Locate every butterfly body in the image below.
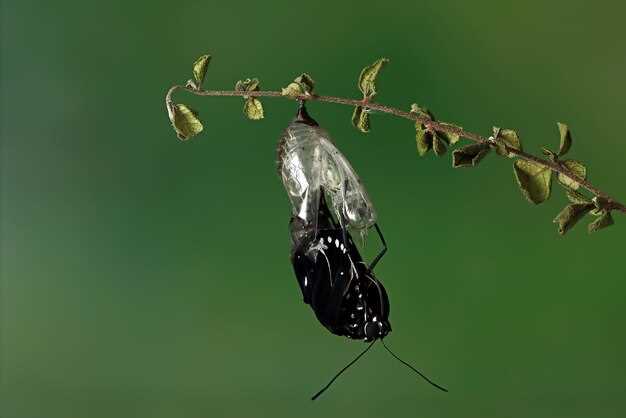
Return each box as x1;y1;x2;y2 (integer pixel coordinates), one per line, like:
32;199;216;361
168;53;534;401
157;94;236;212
289;195;391;342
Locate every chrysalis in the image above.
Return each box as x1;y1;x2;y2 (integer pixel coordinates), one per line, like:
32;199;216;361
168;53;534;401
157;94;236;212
276;102;377;240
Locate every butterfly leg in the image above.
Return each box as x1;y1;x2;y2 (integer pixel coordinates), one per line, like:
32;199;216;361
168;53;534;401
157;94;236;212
368;223;387;271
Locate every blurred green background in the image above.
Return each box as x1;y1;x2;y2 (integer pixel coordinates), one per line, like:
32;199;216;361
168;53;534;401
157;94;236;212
2;1;625;417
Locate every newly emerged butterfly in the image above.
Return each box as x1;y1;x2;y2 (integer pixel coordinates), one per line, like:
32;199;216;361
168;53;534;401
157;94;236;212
277;104;447;400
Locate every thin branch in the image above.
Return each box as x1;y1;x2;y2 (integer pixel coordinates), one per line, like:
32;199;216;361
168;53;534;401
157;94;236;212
165;85;626;214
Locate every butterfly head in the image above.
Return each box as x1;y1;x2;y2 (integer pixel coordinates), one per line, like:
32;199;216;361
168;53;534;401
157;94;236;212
364;317;391;342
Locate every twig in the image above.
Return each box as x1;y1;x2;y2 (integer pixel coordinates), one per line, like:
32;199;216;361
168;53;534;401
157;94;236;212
165;85;626;214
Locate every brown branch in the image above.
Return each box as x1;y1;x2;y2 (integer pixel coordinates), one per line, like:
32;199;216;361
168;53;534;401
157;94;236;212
165;85;626;214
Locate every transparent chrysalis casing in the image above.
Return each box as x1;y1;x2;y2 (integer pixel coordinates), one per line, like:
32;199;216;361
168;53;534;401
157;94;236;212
277;107;377;237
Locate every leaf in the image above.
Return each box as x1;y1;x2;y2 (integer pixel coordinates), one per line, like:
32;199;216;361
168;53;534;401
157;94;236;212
513;160;552;204
281;73;315;98
243;98;264;120
294;73;315;94
557;160;586;190
439;123;462;145
541;147;558;162
281;82;304;98
352;106;370;133
557;122;572;156
553;203;594;235
235;78;260;93
452;143;491;168
410;103;433;120
566;189;589;204
192;54;211;87
588;211;614;233
592;196;610;211
168;103;203;140
415;125;432;156
495;128;522;157
185;79;199;90
432;134;447;156
358;58;389;98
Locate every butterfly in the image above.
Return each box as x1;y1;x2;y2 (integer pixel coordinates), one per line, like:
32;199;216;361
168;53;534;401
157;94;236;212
278;103;448;400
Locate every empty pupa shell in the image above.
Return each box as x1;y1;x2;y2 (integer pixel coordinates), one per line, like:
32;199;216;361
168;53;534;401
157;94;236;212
277;104;377;236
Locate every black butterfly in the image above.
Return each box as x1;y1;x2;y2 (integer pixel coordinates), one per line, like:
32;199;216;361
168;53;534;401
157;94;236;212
289;192;390;341
289;193;447;400
278;102;447;400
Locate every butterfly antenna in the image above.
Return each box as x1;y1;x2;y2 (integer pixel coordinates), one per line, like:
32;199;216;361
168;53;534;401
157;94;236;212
381;339;448;392
311;340;376;401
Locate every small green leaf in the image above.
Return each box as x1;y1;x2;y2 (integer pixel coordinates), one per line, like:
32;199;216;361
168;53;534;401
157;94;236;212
243;98;264;120
439;123;462;145
557;160;586;190
566;189;590;205
553;203;594;235
495;128;522;157
168;103;203;140
358;58;389;98
352;106;370;133
588;211;614;233
235;78;260;93
433;134;447;156
452;143;491;168
513;160;552;204
294;73;315;94
557;122;572;156
192;54;211;87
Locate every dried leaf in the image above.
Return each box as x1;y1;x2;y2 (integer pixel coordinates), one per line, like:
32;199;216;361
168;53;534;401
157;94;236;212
415;125;431;156
553;203;594;235
281;74;315;98
410;103;434;120
495;128;522;157
235;78;260;93
281;82;304;98
566;189;589;205
557;122;572;157
592;196;610;211
439;123;462;145
541;147;558;162
294;73;315;94
588;211;614;233
192;54;211;87
243;98;264;120
557;160;586;190
358;58;389;98
352;106;370;133
433;134;447;156
168;103;203;140
452;143;491;168
513;160;552;204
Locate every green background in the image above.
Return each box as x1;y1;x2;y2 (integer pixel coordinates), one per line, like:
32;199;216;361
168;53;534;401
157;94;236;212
2;1;625;417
